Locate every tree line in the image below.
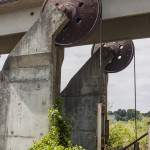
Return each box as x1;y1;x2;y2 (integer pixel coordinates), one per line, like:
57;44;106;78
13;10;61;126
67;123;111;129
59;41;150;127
108;109;150;121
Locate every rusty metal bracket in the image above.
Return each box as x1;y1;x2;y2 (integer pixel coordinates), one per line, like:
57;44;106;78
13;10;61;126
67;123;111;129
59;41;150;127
43;0;101;46
92;41;135;73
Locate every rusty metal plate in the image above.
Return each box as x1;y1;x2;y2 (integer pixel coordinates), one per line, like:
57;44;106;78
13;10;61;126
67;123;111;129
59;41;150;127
43;0;101;46
104;41;134;73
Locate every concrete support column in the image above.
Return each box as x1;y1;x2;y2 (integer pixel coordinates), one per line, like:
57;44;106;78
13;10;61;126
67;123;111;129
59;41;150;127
61;50;108;150
148;123;150;150
0;3;68;150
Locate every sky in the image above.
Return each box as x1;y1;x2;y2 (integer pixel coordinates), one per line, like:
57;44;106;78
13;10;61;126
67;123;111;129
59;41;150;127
0;39;150;112
108;39;150;113
61;39;150;113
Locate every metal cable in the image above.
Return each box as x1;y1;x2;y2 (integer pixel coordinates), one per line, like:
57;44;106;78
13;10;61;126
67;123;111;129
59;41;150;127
133;46;138;140
99;1;105;149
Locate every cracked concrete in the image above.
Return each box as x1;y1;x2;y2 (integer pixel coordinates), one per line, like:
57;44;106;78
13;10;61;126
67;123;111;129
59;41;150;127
61;50;108;150
0;2;68;150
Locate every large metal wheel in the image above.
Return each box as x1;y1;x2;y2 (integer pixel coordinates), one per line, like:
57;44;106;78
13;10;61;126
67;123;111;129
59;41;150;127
43;0;101;46
104;41;134;73
92;41;135;73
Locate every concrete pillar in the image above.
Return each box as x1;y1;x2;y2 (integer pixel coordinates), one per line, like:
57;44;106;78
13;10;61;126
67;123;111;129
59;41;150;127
61;50;108;150
97;103;102;150
148;122;150;150
0;3;68;150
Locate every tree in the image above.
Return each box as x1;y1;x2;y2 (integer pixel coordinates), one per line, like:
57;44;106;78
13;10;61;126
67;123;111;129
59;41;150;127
143;111;150;117
108;111;113;115
113;109;142;121
114;109;127;121
126;109;142;120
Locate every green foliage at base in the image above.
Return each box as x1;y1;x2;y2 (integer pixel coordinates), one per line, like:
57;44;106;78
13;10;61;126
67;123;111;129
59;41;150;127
108;122;135;149
108;117;149;150
29;99;85;150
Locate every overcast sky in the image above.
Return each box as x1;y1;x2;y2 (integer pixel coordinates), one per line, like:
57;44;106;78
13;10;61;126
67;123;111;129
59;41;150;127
108;39;150;112
0;39;150;112
61;38;150;113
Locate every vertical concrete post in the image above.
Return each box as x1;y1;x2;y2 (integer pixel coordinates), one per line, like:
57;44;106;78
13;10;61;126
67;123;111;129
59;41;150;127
148;122;150;150
0;3;68;150
99;47;108;150
97;103;102;150
61;50;108;150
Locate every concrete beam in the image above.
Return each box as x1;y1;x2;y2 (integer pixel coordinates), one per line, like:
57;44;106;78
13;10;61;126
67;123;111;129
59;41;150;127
0;0;43;14
2;12;150;52
0;33;24;54
103;13;150;42
0;6;41;54
0;7;40;36
76;0;150;45
102;0;150;19
80;13;150;45
77;0;150;44
1;0;150;53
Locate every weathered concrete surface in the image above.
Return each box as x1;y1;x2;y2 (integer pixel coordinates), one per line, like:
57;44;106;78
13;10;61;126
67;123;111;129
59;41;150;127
0;2;68;150
2;0;150;53
61;50;108;150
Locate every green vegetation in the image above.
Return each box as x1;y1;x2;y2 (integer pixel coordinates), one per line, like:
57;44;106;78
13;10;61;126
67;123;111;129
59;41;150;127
109;109;142;121
29;98;85;150
108;109;150;150
29;102;149;150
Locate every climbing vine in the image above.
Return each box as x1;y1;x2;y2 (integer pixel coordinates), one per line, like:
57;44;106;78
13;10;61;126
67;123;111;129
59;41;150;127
29;98;85;150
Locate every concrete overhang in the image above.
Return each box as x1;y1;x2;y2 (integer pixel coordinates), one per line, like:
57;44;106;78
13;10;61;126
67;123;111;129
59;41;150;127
0;0;150;53
0;0;43;14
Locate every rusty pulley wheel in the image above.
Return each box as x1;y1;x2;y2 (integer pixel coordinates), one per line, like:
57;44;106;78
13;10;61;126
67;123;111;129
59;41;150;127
43;0;101;46
91;41;135;73
104;41;135;73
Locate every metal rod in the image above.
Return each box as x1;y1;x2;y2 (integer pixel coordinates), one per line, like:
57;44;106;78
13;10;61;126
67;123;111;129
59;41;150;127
133;48;138;140
148;122;150;150
97;103;102;150
121;133;148;150
98;0;105;149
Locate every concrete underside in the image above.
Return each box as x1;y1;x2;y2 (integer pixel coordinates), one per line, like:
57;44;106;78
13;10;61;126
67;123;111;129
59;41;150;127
0;3;68;150
1;0;150;53
0;0;43;14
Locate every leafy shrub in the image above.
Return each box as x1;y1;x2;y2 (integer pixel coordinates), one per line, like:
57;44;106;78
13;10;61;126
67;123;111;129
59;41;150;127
108;122;135;149
108;118;150;150
29;98;85;150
